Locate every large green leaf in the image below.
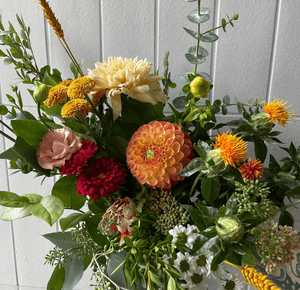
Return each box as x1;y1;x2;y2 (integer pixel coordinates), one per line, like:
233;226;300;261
43;231;82;250
0;147;23;161
47;264;65;290
11;119;48;149
201;176;220;205
285;186;300;199
86;214;107;246
30;195;64;226
181;204;206;231
60;211;92;232
1;193;43;221
0;191;29;207
52;175;86;210
253;136;267;163
61;254;84;290
12;137;51;176
178;157;204;177
193;236;219;255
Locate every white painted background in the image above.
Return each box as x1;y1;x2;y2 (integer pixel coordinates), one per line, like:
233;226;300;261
0;1;299;289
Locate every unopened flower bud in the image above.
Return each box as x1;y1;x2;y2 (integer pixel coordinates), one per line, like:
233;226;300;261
250;112;273;135
232;14;239;20
216;216;244;243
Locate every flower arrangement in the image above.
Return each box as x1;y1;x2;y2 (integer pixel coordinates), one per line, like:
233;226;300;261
0;1;299;290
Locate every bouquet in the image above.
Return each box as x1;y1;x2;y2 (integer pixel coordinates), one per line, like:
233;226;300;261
0;1;299;289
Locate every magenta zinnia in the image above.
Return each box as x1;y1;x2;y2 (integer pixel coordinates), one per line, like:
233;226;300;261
60;141;98;177
76;157;127;201
126;121;194;189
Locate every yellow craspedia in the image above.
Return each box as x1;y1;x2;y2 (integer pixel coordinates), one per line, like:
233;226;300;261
190;76;210;99
61;99;92;118
67;76;96;100
238;265;281;290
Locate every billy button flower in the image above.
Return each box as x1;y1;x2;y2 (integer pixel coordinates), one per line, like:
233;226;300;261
190;76;211;99
43;79;72;107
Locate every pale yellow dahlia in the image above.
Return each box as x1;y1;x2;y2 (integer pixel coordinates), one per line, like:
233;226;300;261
126;121;194;189
88;57;167;120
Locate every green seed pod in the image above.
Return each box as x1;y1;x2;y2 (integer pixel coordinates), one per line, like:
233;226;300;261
216;215;245;243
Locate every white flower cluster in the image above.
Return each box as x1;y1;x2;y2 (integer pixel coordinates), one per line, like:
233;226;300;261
166;224;244;290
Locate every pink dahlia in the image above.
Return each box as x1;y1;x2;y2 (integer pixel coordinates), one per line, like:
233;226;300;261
60;141;98;177
126;121;194;189
76;157;127;201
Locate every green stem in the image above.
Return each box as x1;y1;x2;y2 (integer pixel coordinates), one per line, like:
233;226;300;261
281;200;300;211
0;119;14;133
84;94;102;120
194;0;201;74
189;171;204;200
37;103;51;130
76;113;99;141
0;129;15;142
201;18;236;36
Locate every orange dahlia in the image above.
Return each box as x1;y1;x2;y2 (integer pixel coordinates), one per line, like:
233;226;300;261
239;158;264;181
263;97;295;127
213;132;247;167
126;121;194;189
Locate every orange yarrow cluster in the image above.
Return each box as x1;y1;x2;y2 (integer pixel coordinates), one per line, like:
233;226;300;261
126;121;194;190
213;132;247;167
239;158;264;181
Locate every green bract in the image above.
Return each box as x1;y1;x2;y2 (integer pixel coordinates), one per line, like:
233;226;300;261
216;215;245;243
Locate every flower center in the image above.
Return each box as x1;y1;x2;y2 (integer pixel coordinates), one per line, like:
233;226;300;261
179;259;190;273
224;280;236;290
177;232;188;244
167;257;175;265
191;273;203;284
97;173;107;179
145;149;154;159
196;255;207;267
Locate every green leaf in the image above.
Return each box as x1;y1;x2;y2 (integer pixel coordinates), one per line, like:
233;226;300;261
183;27;199;39
253;136;267;163
43;72;58;86
241;247;256;266
200;32;219;42
47;264;65;290
43;231;82;250
0;191;29;207
4;58;13;65
0;105;8;115
193;236;219;255
210;248;229;270
52;175;86;210
279;210;294;227
191;234;209;255
185;53;206;65
201;176;220;205
195;202;218;222
60;211;92;232
167;276;176;290
178;157;204;177
181;204;206;231
124;236;134;248
226;196;238;215
1;193;43;221
86;214;107;246
188;46;209;57
61;254;84;290
194;140;210;160
223;95;230;105
285;186;300;199
11;119;48;149
187;9;210;23
222;18;227;32
12;137;51;176
30;195;64;226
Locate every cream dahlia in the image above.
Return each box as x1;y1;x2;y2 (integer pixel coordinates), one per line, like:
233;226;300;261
88;57;167;120
126;121;194;189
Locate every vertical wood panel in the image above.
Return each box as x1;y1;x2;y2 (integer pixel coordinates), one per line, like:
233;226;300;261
212;1;277;111
0;1;48;107
101;1;155;62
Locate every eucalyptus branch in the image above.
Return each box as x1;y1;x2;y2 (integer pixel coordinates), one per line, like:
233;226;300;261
194;0;201;74
201;16;238;37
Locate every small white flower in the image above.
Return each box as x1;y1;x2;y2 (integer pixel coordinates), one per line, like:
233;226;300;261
174;252;195;279
162;254;175;266
210;261;226;279
184;272;209;290
192;250;213;275
219;274;244;290
169;224;198;249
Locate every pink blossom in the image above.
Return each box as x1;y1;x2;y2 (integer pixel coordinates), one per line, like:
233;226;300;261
36;127;82;169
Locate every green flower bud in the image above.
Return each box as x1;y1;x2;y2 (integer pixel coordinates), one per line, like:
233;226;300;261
205;148;227;174
216;215;244;243
232;14;239;20
190;77;211;99
33;81;52;103
250;112;273;135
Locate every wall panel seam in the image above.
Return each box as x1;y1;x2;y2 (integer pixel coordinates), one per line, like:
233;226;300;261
99;0;103;62
154;0;159;72
266;0;281;103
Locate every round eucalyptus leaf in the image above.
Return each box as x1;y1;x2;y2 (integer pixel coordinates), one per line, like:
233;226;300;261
200;32;219;42
173;96;186;110
188;9;210;23
188;46;209;57
185;53;206;64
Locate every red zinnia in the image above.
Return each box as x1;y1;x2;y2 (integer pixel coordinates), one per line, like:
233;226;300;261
60;141;98;177
76;157;127;201
238;158;264;181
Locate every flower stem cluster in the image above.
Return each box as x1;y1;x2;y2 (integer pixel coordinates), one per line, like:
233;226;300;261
44;246;72;268
143;189;190;236
253;221;300;274
234;179;278;219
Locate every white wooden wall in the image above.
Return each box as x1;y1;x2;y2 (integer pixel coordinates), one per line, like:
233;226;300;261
0;1;300;289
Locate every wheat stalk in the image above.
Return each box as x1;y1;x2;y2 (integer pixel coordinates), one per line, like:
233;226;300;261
39;0;64;39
